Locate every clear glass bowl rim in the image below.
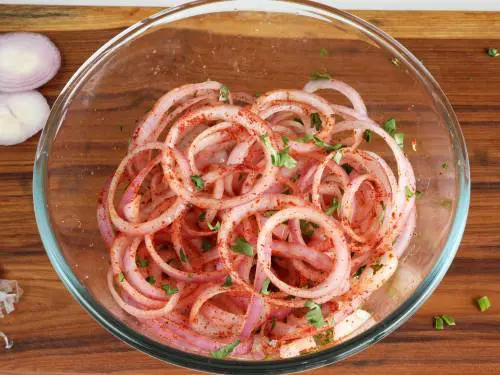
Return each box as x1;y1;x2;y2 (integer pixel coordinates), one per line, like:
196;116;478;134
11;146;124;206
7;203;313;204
32;0;471;373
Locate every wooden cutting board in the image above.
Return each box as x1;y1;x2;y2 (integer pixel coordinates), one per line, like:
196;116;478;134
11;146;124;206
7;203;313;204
0;6;499;375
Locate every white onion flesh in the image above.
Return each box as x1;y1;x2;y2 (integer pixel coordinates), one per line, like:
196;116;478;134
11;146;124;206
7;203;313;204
0;90;50;146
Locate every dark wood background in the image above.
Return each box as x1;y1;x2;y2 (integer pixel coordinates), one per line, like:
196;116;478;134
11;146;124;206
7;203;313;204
0;6;499;374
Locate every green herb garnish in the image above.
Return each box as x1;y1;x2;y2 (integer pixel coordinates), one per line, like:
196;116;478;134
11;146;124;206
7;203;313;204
162;284;179;295
295;133;343;152
384;118;397;136
191;175;205;191
487;48;499;57
379;201;386;223
261;279;271;295
405;186;415;200
207;221;221;231
394;132;404;149
319;48;328;57
231;237;254;256
325;198;340;216
300;220;316;240
441;162;449;170
434;316;444;330
311;113;322;131
223;275;232;287
211;339;240;359
137;257;149;269
341;163;353;174
314;329;334;346
179;248;188;263
441;315;456;326
353;265;366;279
476;296;491;312
310;71;332;80
304;300;325;328
415;190;423;199
271;317;277;330
146;276;156;285
219;84;229;101
363;129;372;142
118;272;125;282
278;148;297;169
371;262;383;274
260;133;297;169
333;150;343;164
198;212;206;222
201;239;212;252
282;135;290;146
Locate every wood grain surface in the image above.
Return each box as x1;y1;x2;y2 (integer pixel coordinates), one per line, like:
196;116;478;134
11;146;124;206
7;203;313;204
0;5;499;375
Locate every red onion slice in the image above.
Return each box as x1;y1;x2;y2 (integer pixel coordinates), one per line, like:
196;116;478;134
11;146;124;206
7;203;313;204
97;79;418;359
0;32;61;92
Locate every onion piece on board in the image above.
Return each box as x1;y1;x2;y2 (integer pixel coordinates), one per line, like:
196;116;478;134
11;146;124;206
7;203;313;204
0;90;50;146
0;32;61;92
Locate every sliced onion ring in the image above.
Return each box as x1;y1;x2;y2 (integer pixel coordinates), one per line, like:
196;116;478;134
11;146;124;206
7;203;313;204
0;32;61;92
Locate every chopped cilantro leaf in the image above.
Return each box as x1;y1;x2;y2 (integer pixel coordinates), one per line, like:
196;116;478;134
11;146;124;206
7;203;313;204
383;118;397;136
341;163;354;174
325;198;340;216
211;339;240;359
310;71;332;80
137;257;149;269
223;275;232;287
300;220;316;240
231;237;254;256
207;221;221;231
434;316;444;330
353;265;366;279
261;133;297;169
371;262;383;274
201;239;212;252
219;84;229;101
363;129;372;142
179;248;188;263
394;132;404;149
405;186;415;200
333;150;343;164
161;284;179;295
191;175;205;191
261;279;271;295
314;329;334;346
487;48;499;57
304;300;325;328
311;112;322;131
476;296;491;312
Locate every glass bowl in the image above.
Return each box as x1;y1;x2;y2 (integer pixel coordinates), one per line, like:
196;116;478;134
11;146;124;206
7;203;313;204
32;0;470;373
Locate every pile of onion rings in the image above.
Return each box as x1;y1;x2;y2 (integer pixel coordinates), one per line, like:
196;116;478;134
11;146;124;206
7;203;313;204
98;79;416;359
